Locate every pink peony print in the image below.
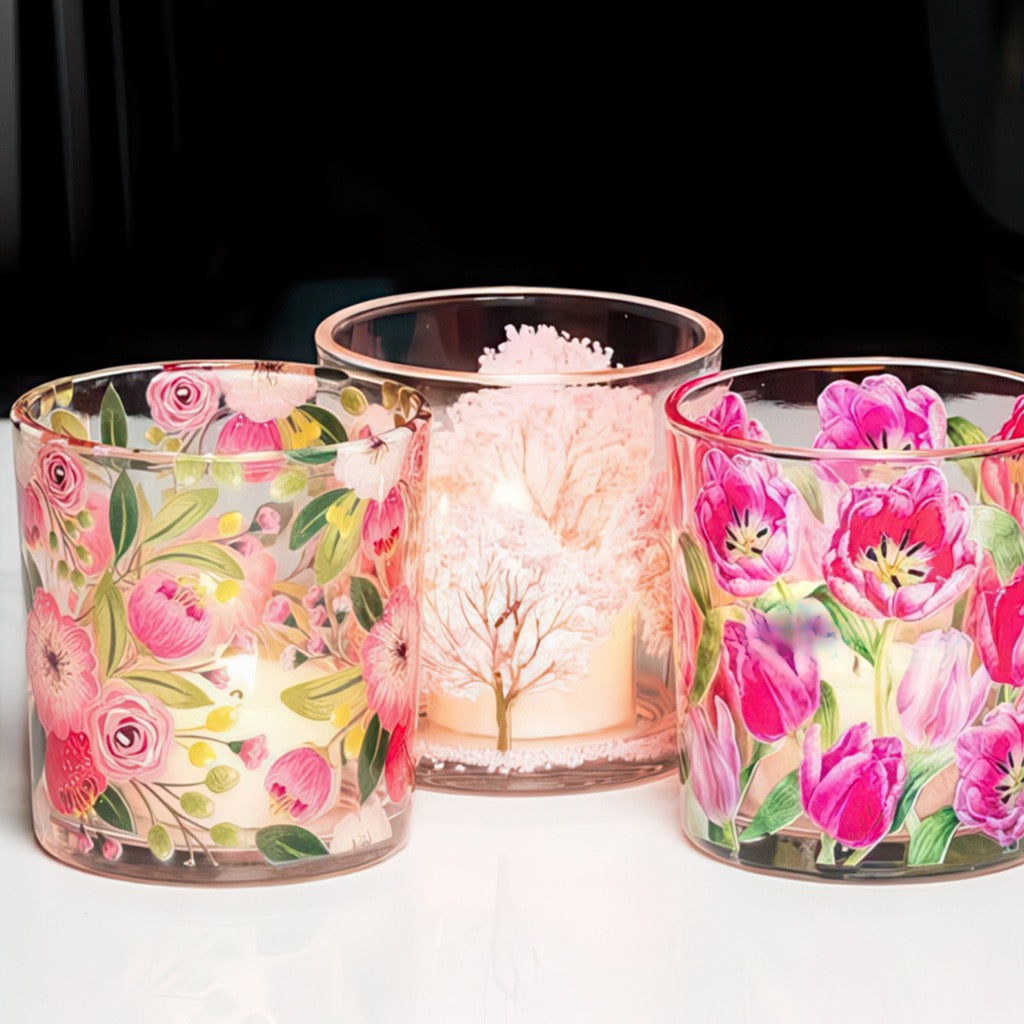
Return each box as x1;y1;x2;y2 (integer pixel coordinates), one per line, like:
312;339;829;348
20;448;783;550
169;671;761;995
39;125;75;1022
696;391;770;442
86;684;175;781
954;703;1024;846
980;396;1024;518
384;718;415;803
681;696;742;827
813;374;946;452
146;369;222;433
216;413;284;483
361;584;416;733
27;589;100;739
265;746;334;822
127;571;211;661
45;730;106;819
723;608;820;743
800;723;907;848
361;486;405;561
219;364;317;421
896;629;992;748
35;445;87;515
968;561;1024;686
239;734;269;769
695;449;800;597
822;464;978;620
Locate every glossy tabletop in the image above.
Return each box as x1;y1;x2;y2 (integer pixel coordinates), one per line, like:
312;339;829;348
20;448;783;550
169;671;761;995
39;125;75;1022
0;420;1019;1024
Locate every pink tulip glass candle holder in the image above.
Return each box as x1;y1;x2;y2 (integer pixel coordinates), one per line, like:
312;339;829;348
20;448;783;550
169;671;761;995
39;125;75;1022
316;287;723;792
12;360;431;883
665;357;1024;880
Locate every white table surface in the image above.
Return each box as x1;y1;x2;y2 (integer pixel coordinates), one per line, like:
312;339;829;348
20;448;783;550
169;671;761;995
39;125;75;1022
1;419;1019;1024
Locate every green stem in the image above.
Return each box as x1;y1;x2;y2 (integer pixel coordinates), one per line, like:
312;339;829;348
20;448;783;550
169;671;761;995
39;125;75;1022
874;619;897;735
817;835;836;865
775;578;797;608
721;819;740;853
843;845;873;867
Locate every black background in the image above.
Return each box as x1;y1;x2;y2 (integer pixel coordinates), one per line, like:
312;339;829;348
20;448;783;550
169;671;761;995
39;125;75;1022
4;4;1024;409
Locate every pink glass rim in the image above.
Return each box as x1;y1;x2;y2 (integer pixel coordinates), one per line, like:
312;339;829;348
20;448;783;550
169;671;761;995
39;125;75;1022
314;285;724;387
665;355;1024;462
10;358;429;465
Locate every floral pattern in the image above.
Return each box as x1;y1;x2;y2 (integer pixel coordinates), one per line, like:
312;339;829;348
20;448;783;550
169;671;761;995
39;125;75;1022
16;361;429;877
670;375;1024;874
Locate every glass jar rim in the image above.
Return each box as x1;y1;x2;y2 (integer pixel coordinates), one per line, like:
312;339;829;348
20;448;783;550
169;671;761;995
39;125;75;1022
314;285;724;387
665;355;1024;461
10;358;429;465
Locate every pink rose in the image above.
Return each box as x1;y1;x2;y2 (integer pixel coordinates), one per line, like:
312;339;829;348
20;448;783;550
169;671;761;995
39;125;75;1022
823;464;978;620
695;449;800;597
146;369;222;433
681;696;742;826
968;561;1024;687
27;590;100;739
723;608;820;743
45;730;106;819
896;629;992;747
361;486;406;561
87;685;174;781
954;703;1024;845
265;747;334;822
239;734;269;770
800;723;907;848
35;445;86;515
127;571;211;661
813;374;946;452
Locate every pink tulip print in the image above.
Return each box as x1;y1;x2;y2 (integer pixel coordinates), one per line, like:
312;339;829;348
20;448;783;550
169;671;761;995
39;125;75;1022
681;696;742;828
695;449;800;597
822;465;977;621
799;723;907;849
980;394;1024;519
968;560;1024;687
695;392;770;443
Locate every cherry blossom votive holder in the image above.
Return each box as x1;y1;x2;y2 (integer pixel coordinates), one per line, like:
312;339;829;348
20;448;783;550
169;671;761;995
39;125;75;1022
665;356;1024;880
316;286;723;792
12;360;430;883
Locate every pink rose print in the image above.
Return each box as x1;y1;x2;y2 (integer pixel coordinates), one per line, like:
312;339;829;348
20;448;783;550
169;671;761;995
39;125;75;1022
35;445;86;515
44;730;106;819
145;369;222;433
127;571;211;660
361;584;416;733
822;464;978;620
361;486;405;561
896;629;992;748
695;449;800;597
722;608;820;743
265;747;334;823
681;696;742;826
239;734;269;770
954;703;1024;846
968;561;1024;686
87;685;174;782
696;391;770;442
800;723;907;848
980;395;1024;519
216;413;284;483
27;589;100;739
813;374;946;452
384;718;415;803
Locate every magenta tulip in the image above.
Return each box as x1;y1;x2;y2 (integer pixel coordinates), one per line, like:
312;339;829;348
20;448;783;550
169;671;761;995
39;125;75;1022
967;560;1024;687
695;392;770;443
723;608;820;742
800;723;907;848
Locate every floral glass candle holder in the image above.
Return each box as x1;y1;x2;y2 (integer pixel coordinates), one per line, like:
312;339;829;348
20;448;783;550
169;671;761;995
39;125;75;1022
316;287;723;792
665;357;1024;880
12;360;430;883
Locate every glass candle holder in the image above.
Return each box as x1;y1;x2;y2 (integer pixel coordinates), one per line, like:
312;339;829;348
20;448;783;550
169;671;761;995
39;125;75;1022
12;360;431;883
666;357;1024;880
316;287;723;792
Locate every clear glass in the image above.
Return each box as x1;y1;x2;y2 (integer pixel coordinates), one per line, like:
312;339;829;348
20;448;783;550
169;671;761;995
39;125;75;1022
12;360;431;883
666;357;1024;880
317;287;723;792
